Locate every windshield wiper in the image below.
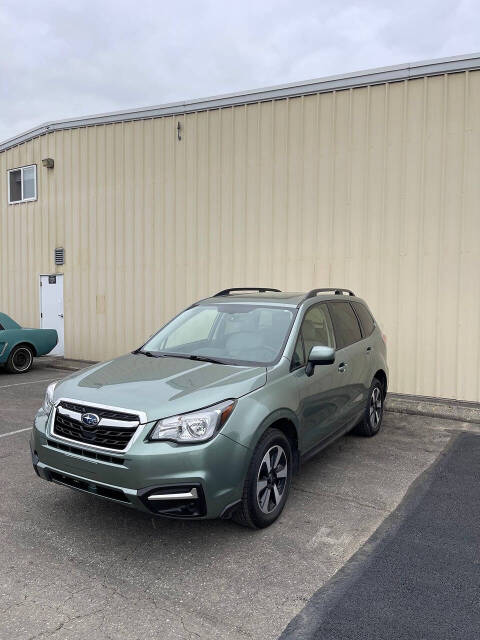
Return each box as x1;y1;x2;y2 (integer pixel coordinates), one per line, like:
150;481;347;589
146;352;228;365
134;350;229;364
187;354;228;365
134;349;160;357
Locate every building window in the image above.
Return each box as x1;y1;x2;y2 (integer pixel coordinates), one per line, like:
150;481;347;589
8;165;37;204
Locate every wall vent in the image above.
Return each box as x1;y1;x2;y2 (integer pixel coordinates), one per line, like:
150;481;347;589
54;247;65;265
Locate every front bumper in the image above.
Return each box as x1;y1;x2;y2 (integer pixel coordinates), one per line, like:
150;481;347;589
31;410;250;519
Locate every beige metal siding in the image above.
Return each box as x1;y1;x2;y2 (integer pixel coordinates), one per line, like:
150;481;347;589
1;71;479;401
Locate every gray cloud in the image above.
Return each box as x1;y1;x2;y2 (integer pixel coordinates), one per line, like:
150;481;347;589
0;0;478;141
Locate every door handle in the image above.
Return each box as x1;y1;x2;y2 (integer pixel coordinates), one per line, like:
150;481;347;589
366;346;372;354
338;362;347;373
58;314;64;318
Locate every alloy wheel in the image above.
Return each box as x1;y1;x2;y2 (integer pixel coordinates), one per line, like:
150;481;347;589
256;445;288;514
369;386;382;429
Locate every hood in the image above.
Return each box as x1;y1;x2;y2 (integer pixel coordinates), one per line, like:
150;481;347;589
54;353;266;422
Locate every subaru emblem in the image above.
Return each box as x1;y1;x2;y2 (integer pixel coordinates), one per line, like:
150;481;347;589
81;412;100;427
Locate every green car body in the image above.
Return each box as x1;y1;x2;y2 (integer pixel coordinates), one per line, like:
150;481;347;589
0;312;58;372
31;289;388;526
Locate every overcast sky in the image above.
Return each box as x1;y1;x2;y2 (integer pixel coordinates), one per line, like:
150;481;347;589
1;0;479;142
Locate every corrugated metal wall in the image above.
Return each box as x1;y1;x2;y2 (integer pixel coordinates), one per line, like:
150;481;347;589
1;71;480;401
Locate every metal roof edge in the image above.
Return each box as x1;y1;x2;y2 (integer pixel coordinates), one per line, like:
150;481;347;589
2;52;480;153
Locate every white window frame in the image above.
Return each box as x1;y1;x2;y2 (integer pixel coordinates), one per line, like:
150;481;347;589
7;164;37;204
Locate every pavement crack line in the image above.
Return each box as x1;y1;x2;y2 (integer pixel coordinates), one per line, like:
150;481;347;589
54;584;95;612
0;593;28;616
292;484;386;513
179;613;202;639
26;608;104;640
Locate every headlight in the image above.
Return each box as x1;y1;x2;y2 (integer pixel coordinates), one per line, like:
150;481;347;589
149;399;236;444
42;381;59;415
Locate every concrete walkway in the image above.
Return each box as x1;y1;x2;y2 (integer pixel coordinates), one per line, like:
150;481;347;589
34;356;97;372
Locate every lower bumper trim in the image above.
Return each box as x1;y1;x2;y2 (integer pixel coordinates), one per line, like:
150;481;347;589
138;484;207;517
148;488;198;501
33;461;208;518
49;470;130;503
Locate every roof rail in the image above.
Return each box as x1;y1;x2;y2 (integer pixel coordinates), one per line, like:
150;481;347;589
214;287;281;297
300;287;355;304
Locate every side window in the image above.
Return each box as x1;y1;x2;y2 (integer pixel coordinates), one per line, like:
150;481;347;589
327;302;362;349
352;302;375;337
291;334;305;369
301;304;335;360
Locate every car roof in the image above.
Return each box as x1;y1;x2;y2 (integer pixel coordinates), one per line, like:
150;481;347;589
0;312;20;329
198;290;362;308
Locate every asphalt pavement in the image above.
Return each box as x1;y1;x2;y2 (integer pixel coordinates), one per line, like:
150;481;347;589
0;362;478;639
280;432;480;639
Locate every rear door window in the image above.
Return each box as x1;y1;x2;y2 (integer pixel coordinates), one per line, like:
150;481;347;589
327;302;362;349
352;302;375;337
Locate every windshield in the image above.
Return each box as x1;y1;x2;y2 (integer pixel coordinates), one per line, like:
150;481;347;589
141;303;295;366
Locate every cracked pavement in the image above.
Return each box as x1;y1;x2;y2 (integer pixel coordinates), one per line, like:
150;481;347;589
0;362;473;639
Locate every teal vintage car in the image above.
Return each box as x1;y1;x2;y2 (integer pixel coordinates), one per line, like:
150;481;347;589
0;312;58;373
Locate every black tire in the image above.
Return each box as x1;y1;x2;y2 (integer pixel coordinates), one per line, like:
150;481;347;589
353;377;384;437
233;428;292;529
6;344;34;374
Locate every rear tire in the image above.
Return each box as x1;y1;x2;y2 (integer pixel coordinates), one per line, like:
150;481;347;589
6;345;34;374
353;378;384;437
233;428;292;529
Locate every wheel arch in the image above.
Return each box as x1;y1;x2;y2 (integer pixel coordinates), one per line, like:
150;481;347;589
373;369;388;397
253;410;300;472
10;341;37;357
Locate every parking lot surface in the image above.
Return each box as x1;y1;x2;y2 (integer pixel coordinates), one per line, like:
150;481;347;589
1;363;477;640
281;431;480;639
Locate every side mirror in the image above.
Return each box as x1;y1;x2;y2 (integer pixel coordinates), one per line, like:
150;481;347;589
305;345;335;377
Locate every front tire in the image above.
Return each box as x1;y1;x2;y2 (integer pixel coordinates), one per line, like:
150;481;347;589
6;345;34;374
353;378;384;437
233;428;292;529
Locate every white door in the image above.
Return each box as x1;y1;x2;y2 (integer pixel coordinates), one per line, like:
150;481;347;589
40;275;64;356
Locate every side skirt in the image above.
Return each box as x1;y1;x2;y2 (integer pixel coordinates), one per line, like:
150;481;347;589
299;418;357;466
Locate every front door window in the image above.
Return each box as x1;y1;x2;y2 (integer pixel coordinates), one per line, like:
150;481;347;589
300;303;335;360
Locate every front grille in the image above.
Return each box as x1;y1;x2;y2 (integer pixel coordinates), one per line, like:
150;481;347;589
60;401;138;422
47;439;125;465
53;401;139;451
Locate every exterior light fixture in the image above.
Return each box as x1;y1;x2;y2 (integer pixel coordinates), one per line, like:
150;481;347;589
42;158;54;169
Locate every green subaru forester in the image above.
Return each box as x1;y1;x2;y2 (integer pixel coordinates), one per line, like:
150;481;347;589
31;288;388;528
